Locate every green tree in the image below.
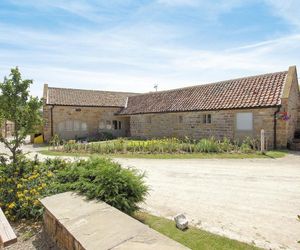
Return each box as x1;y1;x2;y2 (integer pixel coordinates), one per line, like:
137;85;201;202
0;67;42;164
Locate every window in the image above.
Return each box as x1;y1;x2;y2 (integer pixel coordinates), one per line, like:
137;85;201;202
66;120;73;131
73;120;80;131
118;121;122;130
178;115;183;123
99;121;105;129
106;120;112;130
81;122;87;131
236;112;253;131
203;114;212;124
113;120;118;130
58;122;64;132
146;116;151;123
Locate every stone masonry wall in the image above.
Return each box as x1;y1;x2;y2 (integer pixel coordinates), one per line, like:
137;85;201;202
277;66;300;147
130;107;279;149
43;105;128;141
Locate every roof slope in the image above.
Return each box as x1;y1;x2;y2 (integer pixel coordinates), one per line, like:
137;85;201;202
119;71;287;115
46;87;138;107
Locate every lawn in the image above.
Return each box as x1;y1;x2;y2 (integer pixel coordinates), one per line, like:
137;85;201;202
39;149;287;159
134;212;261;250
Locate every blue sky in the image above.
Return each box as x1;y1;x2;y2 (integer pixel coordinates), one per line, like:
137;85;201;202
0;0;300;97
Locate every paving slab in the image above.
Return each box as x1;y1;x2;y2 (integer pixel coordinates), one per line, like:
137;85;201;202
40;192;188;250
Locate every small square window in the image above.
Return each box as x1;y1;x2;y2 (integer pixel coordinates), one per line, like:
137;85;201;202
236;112;253;131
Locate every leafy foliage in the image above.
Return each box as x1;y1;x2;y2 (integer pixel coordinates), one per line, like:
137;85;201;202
53;157;148;214
0;157;148;220
0;67;42;163
0;156;62;220
57;137;259;155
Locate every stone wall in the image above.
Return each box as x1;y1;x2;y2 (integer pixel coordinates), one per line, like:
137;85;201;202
129;107;279;149
278;66;300;147
43;105;128;141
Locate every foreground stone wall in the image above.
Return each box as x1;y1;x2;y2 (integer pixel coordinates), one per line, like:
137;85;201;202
130;108;281;149
41;192;188;250
43;105;129;141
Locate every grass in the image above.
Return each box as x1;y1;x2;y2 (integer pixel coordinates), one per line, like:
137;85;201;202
134;212;262;250
39;149;287;159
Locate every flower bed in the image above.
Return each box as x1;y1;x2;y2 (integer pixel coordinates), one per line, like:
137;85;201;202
54;137;259;155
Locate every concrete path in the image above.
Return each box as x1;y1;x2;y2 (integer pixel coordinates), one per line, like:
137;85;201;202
116;155;300;250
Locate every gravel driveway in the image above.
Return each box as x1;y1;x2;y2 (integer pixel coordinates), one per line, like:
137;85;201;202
1;142;300;249
116;154;300;250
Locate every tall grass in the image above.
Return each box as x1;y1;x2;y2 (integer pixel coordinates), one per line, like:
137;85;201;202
53;137;259;155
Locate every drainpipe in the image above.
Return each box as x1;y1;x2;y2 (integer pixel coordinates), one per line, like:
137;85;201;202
273;106;281;149
50;106;54;138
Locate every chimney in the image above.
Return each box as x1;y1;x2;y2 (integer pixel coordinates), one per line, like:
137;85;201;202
43;84;48;104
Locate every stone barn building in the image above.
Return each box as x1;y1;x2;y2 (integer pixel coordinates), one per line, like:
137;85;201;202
43;66;300;149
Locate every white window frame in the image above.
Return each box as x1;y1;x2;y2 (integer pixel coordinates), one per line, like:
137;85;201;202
236;112;253;131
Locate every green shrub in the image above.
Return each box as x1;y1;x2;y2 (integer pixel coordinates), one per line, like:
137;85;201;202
53;157;148;214
196;138;219;153
0;157;148;220
0;156;66;220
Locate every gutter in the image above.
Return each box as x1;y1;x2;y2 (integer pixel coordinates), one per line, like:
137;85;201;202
273;106;281;149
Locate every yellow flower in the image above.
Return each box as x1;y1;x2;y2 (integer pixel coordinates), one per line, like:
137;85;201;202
8;202;16;209
33;200;40;206
17;192;24;198
17;183;23;189
47;172;53;177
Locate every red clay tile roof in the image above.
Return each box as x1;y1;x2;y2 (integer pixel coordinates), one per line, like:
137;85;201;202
46;87;138;107
118;71;287;115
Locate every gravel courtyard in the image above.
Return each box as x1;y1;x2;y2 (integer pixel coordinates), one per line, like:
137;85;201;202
1;141;300;249
116;154;300;250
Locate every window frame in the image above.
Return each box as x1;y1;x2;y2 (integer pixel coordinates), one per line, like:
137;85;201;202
203;114;212;124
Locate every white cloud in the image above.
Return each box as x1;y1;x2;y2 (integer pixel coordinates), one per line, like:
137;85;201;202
265;0;300;27
1;0;300;97
1;21;299;98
